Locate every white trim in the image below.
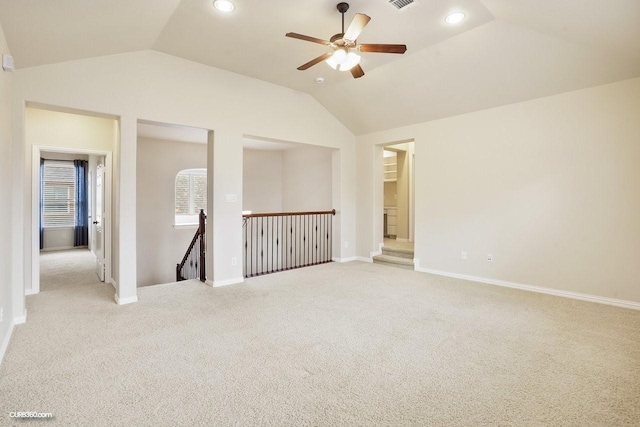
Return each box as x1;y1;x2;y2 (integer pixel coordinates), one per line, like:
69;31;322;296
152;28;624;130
114;294;138;305
172;224;198;230
40;246;75;252
110;278;117;290
332;256;357;263
370;242;383;259
25;288;38;296
32;145;113;295
206;277;244;287
414;264;640;311
14;311;27;324
396;238;410;243
356;256;373;263
0;322;15;366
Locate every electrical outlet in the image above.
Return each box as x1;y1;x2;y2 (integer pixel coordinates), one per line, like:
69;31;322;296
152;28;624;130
231;257;237;266
461;251;467;260
487;254;493;262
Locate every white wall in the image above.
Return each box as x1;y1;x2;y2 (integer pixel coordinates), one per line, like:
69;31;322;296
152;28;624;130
384;182;397;207
243;145;334;214
13;50;356;301
243;149;282;213
282;146;333;212
137;137;207;287
0;22;15;361
357;77;640;304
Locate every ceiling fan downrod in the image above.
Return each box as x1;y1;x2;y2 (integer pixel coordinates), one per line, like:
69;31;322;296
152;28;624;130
337;2;349;34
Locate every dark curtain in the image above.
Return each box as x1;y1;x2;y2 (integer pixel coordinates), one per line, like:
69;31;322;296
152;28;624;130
74;160;89;247
39;158;44;250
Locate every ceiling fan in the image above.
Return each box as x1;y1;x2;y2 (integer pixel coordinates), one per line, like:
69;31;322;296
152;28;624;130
286;2;407;79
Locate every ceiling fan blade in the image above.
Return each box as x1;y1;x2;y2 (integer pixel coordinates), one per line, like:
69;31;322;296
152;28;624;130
343;13;371;42
359;44;407;54
286;32;330;46
297;52;333;71
350;64;365;79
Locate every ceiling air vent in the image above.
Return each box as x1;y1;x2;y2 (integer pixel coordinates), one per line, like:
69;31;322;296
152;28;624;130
388;0;416;11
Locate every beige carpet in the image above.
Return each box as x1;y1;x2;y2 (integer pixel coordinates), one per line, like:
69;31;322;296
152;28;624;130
1;253;640;426
383;237;414;252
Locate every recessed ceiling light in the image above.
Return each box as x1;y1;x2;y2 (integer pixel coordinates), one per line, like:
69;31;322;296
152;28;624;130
445;12;465;24
213;0;235;13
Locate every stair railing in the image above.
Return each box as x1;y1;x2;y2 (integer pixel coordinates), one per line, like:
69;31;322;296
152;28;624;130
243;209;336;278
176;209;206;282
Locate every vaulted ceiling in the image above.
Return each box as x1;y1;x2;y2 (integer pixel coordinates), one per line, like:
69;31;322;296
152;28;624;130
1;0;639;135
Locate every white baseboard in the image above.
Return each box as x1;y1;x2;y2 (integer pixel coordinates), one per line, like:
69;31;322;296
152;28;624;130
415;264;640;311
41;246;75;252
114;294;138;305
0;321;15;366
332;256;357;263
206;277;244;287
109;278;117;290
356;256;373;263
14;310;27;325
25;288;38;296
396;238;410;243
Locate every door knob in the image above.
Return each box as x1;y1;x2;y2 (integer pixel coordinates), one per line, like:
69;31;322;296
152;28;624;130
93;221;99;224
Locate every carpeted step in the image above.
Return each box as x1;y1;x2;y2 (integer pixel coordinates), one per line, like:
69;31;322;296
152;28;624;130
372;254;414;270
381;246;414;259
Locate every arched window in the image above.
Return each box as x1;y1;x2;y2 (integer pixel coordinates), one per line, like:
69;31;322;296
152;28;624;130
175;169;207;225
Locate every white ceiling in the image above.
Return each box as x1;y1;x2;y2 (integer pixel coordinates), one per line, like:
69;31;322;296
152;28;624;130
2;0;639;135
138;121;301;150
138;122;209;144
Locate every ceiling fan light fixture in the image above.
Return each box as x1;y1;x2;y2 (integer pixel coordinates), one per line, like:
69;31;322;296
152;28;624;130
340;52;361;71
445;12;465;24
333;48;348;65
326;48;347;70
326;50;360;71
326;56;338;70
213;0;235;13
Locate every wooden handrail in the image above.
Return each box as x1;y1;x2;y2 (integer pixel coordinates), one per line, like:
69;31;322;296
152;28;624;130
176;209;207;282
242;208;335;278
178;228;200;269
243;209;336;218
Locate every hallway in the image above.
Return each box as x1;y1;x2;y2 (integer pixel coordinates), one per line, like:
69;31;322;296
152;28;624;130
39;249;110;296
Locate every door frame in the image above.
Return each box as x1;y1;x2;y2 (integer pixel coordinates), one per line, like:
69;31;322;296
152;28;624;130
31;145;113;294
374;139;415;250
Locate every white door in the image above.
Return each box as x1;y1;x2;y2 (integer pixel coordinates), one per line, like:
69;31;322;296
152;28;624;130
94;162;105;281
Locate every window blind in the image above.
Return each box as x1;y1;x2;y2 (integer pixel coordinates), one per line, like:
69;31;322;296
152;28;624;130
43;160;76;228
175;169;207;216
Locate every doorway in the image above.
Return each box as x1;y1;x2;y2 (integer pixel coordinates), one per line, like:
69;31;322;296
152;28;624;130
382;142;414;245
33;147;112;294
28;105;116;295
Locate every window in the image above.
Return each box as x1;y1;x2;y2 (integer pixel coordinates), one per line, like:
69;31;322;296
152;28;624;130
175;169;207;225
43;160;76;228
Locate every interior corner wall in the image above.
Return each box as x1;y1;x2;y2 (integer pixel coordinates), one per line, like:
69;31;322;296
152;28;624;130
0;22;15;359
242;149;283;213
136;137;207;287
357;77;640;304
23;108;116;291
282;145;333;212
